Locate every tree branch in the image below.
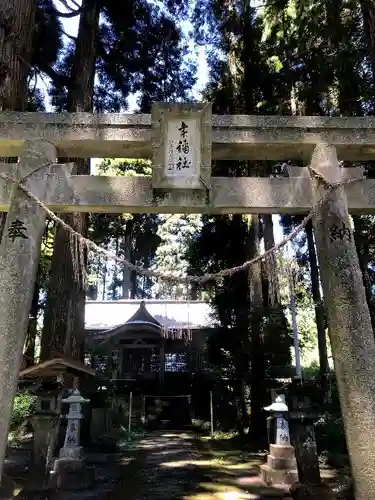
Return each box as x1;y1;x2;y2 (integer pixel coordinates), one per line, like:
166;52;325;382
61;29;76;41
37;62;70;88
54;8;82;18
59;0;81;10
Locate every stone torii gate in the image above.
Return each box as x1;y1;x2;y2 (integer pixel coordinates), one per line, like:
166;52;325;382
0;103;375;498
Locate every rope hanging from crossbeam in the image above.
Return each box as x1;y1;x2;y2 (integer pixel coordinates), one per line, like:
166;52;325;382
0;166;363;285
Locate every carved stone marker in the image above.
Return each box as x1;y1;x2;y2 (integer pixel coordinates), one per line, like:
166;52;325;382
50;389;94;490
261;395;298;487
60;389;89;460
151;103;212;190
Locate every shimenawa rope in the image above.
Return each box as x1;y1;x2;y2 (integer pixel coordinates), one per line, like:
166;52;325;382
0;164;363;285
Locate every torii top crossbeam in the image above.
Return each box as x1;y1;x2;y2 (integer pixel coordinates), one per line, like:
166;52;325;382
0;108;375;214
0;112;375;161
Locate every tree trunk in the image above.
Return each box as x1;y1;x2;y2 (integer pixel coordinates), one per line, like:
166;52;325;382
227;215;252;437
361;0;375;107
305;220;329;380
141;255;149;299
102;253;107;299
131;270;137;299
352;215;375;332
112;236;119;300
190;283;198;301
262;214;280;306
122;222;132;299
40;0;99;362
0;0;38;239
0;0;36;111
233;376;249;438
248;214;267;449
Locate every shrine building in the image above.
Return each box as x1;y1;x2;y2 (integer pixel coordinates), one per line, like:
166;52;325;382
84;299;216;394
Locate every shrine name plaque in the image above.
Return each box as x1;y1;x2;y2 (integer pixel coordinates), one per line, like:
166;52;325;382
152;103;212;190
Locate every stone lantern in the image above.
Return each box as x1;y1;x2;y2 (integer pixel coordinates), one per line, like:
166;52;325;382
260;394;298;488
27;380;62;470
264;394;291;446
18;356;97;487
50;389;94;490
59;389;90;460
33;382;61;414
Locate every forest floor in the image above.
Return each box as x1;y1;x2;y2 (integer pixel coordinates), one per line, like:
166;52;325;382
1;430;350;500
109;430;286;500
108;430;351;500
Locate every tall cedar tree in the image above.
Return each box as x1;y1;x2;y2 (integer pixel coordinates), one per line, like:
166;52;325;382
41;0;100;361
1;0;62;366
0;0;37;238
0;0;37;111
41;0;195;360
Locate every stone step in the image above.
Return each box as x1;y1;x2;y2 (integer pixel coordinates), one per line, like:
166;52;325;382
260;464;298;487
270;444;296;459
267;455;297;470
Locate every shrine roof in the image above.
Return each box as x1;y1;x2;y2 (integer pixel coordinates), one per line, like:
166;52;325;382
85;299;213;332
125;301;163;328
19;357;96;379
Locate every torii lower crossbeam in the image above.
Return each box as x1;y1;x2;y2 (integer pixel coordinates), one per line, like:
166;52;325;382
0;165;373;214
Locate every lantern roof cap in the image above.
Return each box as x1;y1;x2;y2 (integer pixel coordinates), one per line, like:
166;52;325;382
62;389;90;404
264;395;288;412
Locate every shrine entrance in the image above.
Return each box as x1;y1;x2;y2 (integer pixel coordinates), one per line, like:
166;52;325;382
142;395;193;429
97;301;164;387
86;300;212;427
0;105;375;498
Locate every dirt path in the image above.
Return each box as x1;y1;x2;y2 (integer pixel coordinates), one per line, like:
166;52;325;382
110;431;286;500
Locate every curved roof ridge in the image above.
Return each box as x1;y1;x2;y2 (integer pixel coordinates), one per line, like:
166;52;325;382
125;300;162;328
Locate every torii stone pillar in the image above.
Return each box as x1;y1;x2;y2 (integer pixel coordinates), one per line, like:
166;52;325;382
0;141;70;481
310;143;375;500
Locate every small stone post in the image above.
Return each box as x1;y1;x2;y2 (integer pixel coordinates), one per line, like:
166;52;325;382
30;415;59;478
50;389;94;490
260;395;298;487
310;143;375;500
0;141;66;481
287;383;321;487
60;389;89;460
29;383;61;473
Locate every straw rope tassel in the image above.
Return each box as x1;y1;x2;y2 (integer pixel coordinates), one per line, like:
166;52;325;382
0;164;362;285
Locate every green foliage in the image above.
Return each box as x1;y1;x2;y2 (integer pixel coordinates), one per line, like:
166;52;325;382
24;0;64;111
32;0;63;77
302;368;347;458
262;304;293;375
11;394;37;431
315;414;347;458
97;158;152;176
118;424;146;448
50;0;196;112
301;361;320;380
154;214;203;298
292;295;320;355
88;159;160;299
188;213;292;440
